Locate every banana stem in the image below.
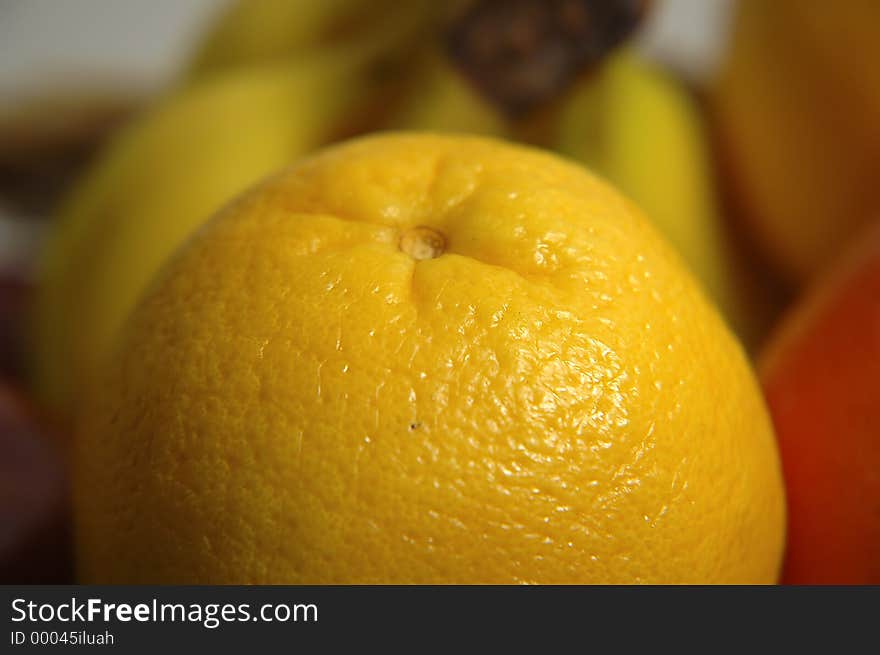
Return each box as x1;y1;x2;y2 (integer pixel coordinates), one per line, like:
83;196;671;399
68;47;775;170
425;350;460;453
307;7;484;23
446;0;652;116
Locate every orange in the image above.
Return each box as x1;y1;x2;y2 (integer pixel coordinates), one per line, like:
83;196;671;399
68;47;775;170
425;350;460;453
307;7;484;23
74;134;785;583
760;222;880;584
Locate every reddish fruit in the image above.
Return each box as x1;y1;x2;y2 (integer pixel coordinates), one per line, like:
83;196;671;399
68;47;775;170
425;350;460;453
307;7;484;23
760;222;880;584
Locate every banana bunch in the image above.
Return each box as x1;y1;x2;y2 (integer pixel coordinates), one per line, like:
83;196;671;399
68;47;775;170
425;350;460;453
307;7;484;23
187;0;426;77
33;0;763;421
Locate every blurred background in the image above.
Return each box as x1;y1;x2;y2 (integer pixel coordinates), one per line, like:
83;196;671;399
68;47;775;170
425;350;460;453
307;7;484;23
1;0;877;584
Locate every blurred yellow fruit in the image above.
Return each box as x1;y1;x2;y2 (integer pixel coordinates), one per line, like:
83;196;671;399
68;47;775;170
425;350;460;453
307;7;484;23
387;51;510;137
32;26;417;420
713;0;880;284
75;134;785;584
187;0;433;78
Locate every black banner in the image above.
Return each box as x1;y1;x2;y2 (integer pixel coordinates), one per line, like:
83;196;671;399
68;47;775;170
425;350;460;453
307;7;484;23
2;585;877;651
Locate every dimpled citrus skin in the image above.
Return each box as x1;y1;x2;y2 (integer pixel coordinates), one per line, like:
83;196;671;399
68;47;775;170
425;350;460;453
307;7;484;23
74;134;785;584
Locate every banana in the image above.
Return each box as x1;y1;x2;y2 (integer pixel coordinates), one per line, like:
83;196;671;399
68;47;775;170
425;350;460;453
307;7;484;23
555;49;768;345
32;23;420;420
197;0;508;141
187;0;433;78
385;50;511;137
